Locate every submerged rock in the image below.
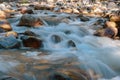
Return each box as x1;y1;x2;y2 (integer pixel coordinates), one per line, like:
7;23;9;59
18;14;43;27
0;36;20;49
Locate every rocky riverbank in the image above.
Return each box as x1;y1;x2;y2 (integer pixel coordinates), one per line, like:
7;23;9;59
0;0;120;80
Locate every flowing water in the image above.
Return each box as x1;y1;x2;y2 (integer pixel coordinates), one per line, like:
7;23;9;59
1;10;120;80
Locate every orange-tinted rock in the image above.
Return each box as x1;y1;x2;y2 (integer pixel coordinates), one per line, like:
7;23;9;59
0;19;12;31
0;10;7;19
105;21;116;28
5;31;18;37
110;15;120;22
18;14;43;27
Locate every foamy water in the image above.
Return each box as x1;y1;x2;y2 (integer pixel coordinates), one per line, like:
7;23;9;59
3;10;120;80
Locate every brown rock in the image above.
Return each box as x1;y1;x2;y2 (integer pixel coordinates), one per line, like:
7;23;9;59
22;36;42;49
110;15;120;22
0;19;12;31
18;14;43;27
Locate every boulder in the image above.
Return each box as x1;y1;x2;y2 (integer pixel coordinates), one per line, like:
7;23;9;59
0;36;20;49
0;19;12;31
18;14;43;27
21;36;42;49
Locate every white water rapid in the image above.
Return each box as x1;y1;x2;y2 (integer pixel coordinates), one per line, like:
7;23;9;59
6;11;120;80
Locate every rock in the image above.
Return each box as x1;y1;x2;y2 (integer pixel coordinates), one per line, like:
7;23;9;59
72;8;79;14
21;36;42;49
104;27;118;38
19;7;34;14
5;31;18;37
67;40;76;48
0;36;20;49
78;15;89;22
0;10;7;19
51;35;62;43
94;21;118;38
94;29;105;37
18;14;43;27
105;21;116;28
110;15;120;27
34;5;54;10
62;8;73;13
0;19;12;31
23;30;37;36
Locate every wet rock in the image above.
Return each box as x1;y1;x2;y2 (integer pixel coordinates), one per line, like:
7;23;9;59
104;27;118;38
67;40;76;48
34;5;54;10
80;16;89;22
110;15;120;27
94;29;105;37
19;7;34;14
21;36;42;49
105;21;118;38
51;35;62;43
0;19;12;31
18;14;43;27
94;22;118;38
5;31;18;37
0;36;20;49
77;15;89;22
23;30;37;36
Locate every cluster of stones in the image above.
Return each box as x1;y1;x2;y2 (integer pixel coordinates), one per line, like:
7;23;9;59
0;0;119;49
